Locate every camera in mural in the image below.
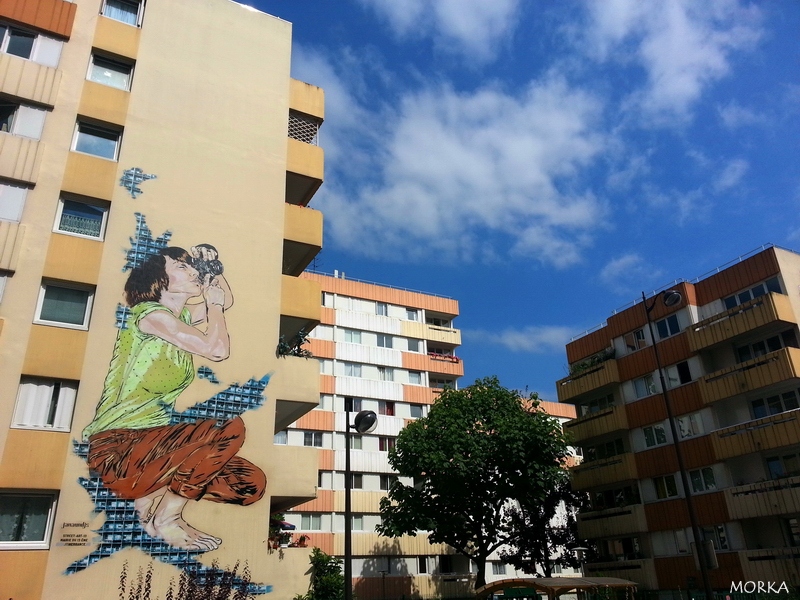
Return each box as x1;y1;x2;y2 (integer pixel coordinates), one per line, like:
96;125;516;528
191;243;225;280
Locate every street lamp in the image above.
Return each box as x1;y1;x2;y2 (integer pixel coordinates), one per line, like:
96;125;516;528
345;409;378;600
642;290;715;600
572;546;588;577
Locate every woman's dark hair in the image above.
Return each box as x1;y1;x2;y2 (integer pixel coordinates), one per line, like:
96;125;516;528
124;247;192;306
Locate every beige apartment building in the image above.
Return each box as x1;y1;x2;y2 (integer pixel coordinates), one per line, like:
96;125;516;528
0;1;325;598
558;245;800;591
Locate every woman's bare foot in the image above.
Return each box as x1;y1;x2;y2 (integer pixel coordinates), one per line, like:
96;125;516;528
144;490;222;551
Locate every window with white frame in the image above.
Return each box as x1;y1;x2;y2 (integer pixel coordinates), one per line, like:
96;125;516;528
0;182;28;223
427;316;451;327
579;393;614;417
656;314;680;340
736;330;799;363
0;492;57;548
430;377;454;389
351;514;364;531
343;362;361;377
653;474;678;499
379;401;395;416
418;556;428;574
406;308;418;321
377;334;393;349
767;453;800;479
0;100;46;139
350;473;363;489
376;302;388;316
677;413;703;439
634;374;657;399
72;120;123;160
724;277;782;309
349;435;362;450
344;397;362;412
0;23;62;67
88;54;134;91
273;430;288;445
12;377;78;431
752;390;800;419
690;467;716;492
407;338;421;352
379;437;395;452
674;529;689;553
491;562;506;575
380;474;397;491
303;431;322;447
624;328;647;352
378;366;394;382
666;361;692;388
409;404;424;418
300;514;321;530
35;282;94;329
643;423;667;448
319;358;333;375
101;0;144;26
343;329;361;344
408;371;422;385
321;292;334;307
54;196;109;240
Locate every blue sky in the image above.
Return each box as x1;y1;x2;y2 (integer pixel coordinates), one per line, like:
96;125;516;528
256;0;799;401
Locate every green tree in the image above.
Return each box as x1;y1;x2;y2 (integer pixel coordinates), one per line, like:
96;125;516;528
376;377;572;589
294;548;344;600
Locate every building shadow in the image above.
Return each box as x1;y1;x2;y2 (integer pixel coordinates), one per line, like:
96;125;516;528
353;538;420;600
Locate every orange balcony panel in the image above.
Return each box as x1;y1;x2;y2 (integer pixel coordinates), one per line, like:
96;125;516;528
318;449;335;470
302;532;334;554
403;385;443;405
294;410;334;431
307;338;334;359
699;347;800;405
0;0;76;38
293;489;334;512
402;352;464;377
563;404;628;445
712;408;800;460
644;491;728;531
655;553;743;591
725;476;800;520
320;374;335;394
688;292;796;352
556;360;620;403
286;138;323;206
289;79;324;121
320;306;335;324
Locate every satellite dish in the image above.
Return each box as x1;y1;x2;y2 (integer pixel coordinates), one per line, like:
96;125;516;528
353;410;378;434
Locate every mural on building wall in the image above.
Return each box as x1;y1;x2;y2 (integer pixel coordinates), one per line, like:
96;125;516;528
70;213;272;595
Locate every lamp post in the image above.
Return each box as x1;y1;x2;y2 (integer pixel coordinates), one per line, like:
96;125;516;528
642;290;715;600
572;546;588;577
345;409;378;600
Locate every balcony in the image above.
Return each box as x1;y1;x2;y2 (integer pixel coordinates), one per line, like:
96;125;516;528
571;452;637;491
739;548;800;586
272;356;320;431
712;409;800;461
402;320;462;346
563;404;628;444
688;293;796;352
0;53;61;107
699;347;800;406
0;133;43;184
286;138;323;206
577;504;647;540
265;444;318;513
282;204;322;276
725;475;800;520
585;558;657;589
279;275;321;341
557;360;620;403
402;351;464;378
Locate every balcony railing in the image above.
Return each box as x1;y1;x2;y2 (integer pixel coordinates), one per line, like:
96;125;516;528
557;360;620;403
564;404;628;444
577;503;647;539
571;452;637;491
712;408;800;460
739;548;800;584
288;110;320;145
688;292;795;352
699;347;800;405
725;475;800;520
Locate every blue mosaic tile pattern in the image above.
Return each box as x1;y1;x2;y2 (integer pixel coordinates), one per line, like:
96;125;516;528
197;366;221;384
124;213;172;272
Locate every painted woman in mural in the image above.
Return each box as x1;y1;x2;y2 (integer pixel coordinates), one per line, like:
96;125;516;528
82;245;265;551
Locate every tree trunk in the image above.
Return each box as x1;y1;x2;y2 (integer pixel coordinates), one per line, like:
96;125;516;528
474;556;487;590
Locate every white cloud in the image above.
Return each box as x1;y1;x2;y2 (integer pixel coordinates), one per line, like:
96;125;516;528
713;158;749;192
599;253;663;293
356;0;521;62
584;0;763;124
717;101;766;129
645;186;707;225
465;326;574;353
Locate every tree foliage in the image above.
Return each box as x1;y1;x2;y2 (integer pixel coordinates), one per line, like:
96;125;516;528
294;548;344;600
376;377;574;589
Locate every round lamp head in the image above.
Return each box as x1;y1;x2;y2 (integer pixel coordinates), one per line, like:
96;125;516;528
662;290;682;307
353;410;378;434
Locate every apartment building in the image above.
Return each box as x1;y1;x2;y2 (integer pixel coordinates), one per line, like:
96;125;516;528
557;245;800;591
280;272;472;599
0;1;324;598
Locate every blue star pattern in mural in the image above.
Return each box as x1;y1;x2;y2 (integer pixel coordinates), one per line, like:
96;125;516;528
120;167;158;199
197;366;221;384
124;213;172;272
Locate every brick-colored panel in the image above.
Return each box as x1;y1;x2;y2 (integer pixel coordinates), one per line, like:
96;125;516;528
320;374;335;394
644;491;728;531
294;410;334;431
618;333;694;383
292;489;334;512
402;352;464;377
0;0;76;38
636;436;716;479
403;385;442;405
625;382;703;429
669;382;704;416
538;400;576;419
320;306;335;324
301;532;334;554
307;338;334;359
695;248;780;306
318;449;335;470
566;326;611;364
654;552;742;590
607;282;696;339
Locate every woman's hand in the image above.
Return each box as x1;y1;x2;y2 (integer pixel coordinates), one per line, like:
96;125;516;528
203;275;226;307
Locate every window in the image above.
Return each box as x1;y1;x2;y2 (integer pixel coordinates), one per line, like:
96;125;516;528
724;277;782;309
35;283;94;329
675;529;689;553
786;518;800;546
690;467;716;492
12;377;78;431
431;378;453;389
634;374;657;398
492;562;507;575
301;514;321;530
0;101;46;139
343;362;361;377
273;430;287;445
0;24;35;59
380;474;397;491
379;437;396;452
406;308;418;321
377;334;393;348
55;196;109;240
378;366;394;382
624;328;647;352
702;525;729;551
552;564;562;574
591;485;641;510
0;182;28;223
427;316;451;327
349;435;362;450
321;292;334;307
379;401;395;416
376;302;387;316
736;330;799;363
73;121;122;160
666;361;692;388
0;271;7;304
579;393;614;417
439;555;453;574
408;371;422;385
418;556;428;574
654;475;678;499
584;438;624;462
656;314;680;339
677;413;703;439
350;474;363;489
88;54;134;91
767;453;800;479
351;515;363;531
344;397;362;412
101;0;144;26
409;404;424;418
343;329;361;344
643;424;667;448
0;493;57;548
407;338;421;352
752;390;800;419
303;431;323;447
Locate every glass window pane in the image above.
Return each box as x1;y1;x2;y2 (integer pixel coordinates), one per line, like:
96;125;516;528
690;471;703;493
655;425;667;444
702;468;716;490
644;428;655;447
766;277;782;294
103;0;140;25
738;291;752;305
59;200;105;237
0;100;15;132
724;296;738;310
750;283;766;298
767;457;785;479
89;56;132;90
766;336;782;352
6;28;35;59
0;495;50;541
752;399;767;419
752;341;767;357
783;392;799;411
75;124;119;159
40;286;89;325
665;476;677;497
